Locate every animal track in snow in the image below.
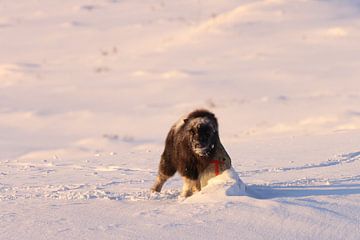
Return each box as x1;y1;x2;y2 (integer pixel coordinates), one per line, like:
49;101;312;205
0;183;180;202
0;176;176;202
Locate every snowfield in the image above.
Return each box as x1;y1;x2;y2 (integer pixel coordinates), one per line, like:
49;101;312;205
1;0;360;239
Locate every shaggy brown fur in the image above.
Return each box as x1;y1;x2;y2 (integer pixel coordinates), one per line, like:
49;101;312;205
151;109;220;197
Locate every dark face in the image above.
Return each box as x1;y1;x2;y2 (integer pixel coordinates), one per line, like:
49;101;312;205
190;122;217;157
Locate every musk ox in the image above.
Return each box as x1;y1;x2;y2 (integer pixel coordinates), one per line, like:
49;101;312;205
151;109;232;197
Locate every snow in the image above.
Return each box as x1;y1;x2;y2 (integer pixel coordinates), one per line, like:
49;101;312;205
1;0;360;239
184;168;246;203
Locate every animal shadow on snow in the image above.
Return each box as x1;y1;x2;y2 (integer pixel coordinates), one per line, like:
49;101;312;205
246;151;360;199
246;183;360;199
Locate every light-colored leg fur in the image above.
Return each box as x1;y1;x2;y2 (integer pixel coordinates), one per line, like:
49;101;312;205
151;173;170;192
181;178;201;197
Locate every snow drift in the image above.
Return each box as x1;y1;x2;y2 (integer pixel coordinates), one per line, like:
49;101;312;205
185;168;246;203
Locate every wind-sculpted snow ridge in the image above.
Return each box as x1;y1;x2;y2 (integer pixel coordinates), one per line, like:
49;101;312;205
1;151;358;202
159;0;289;49
239;151;360;177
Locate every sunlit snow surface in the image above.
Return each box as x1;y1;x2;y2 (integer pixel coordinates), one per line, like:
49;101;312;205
1;0;360;239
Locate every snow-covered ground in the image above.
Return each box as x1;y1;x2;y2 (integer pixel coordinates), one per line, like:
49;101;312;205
1;0;360;239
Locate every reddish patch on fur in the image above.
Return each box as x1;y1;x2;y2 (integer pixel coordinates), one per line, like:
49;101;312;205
209;160;224;176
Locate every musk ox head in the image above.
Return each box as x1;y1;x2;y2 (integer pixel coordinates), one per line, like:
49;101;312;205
184;110;218;158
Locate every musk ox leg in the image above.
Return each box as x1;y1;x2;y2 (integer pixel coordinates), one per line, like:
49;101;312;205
181;178;201;197
193;179;201;192
151;156;176;192
151;173;170;192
